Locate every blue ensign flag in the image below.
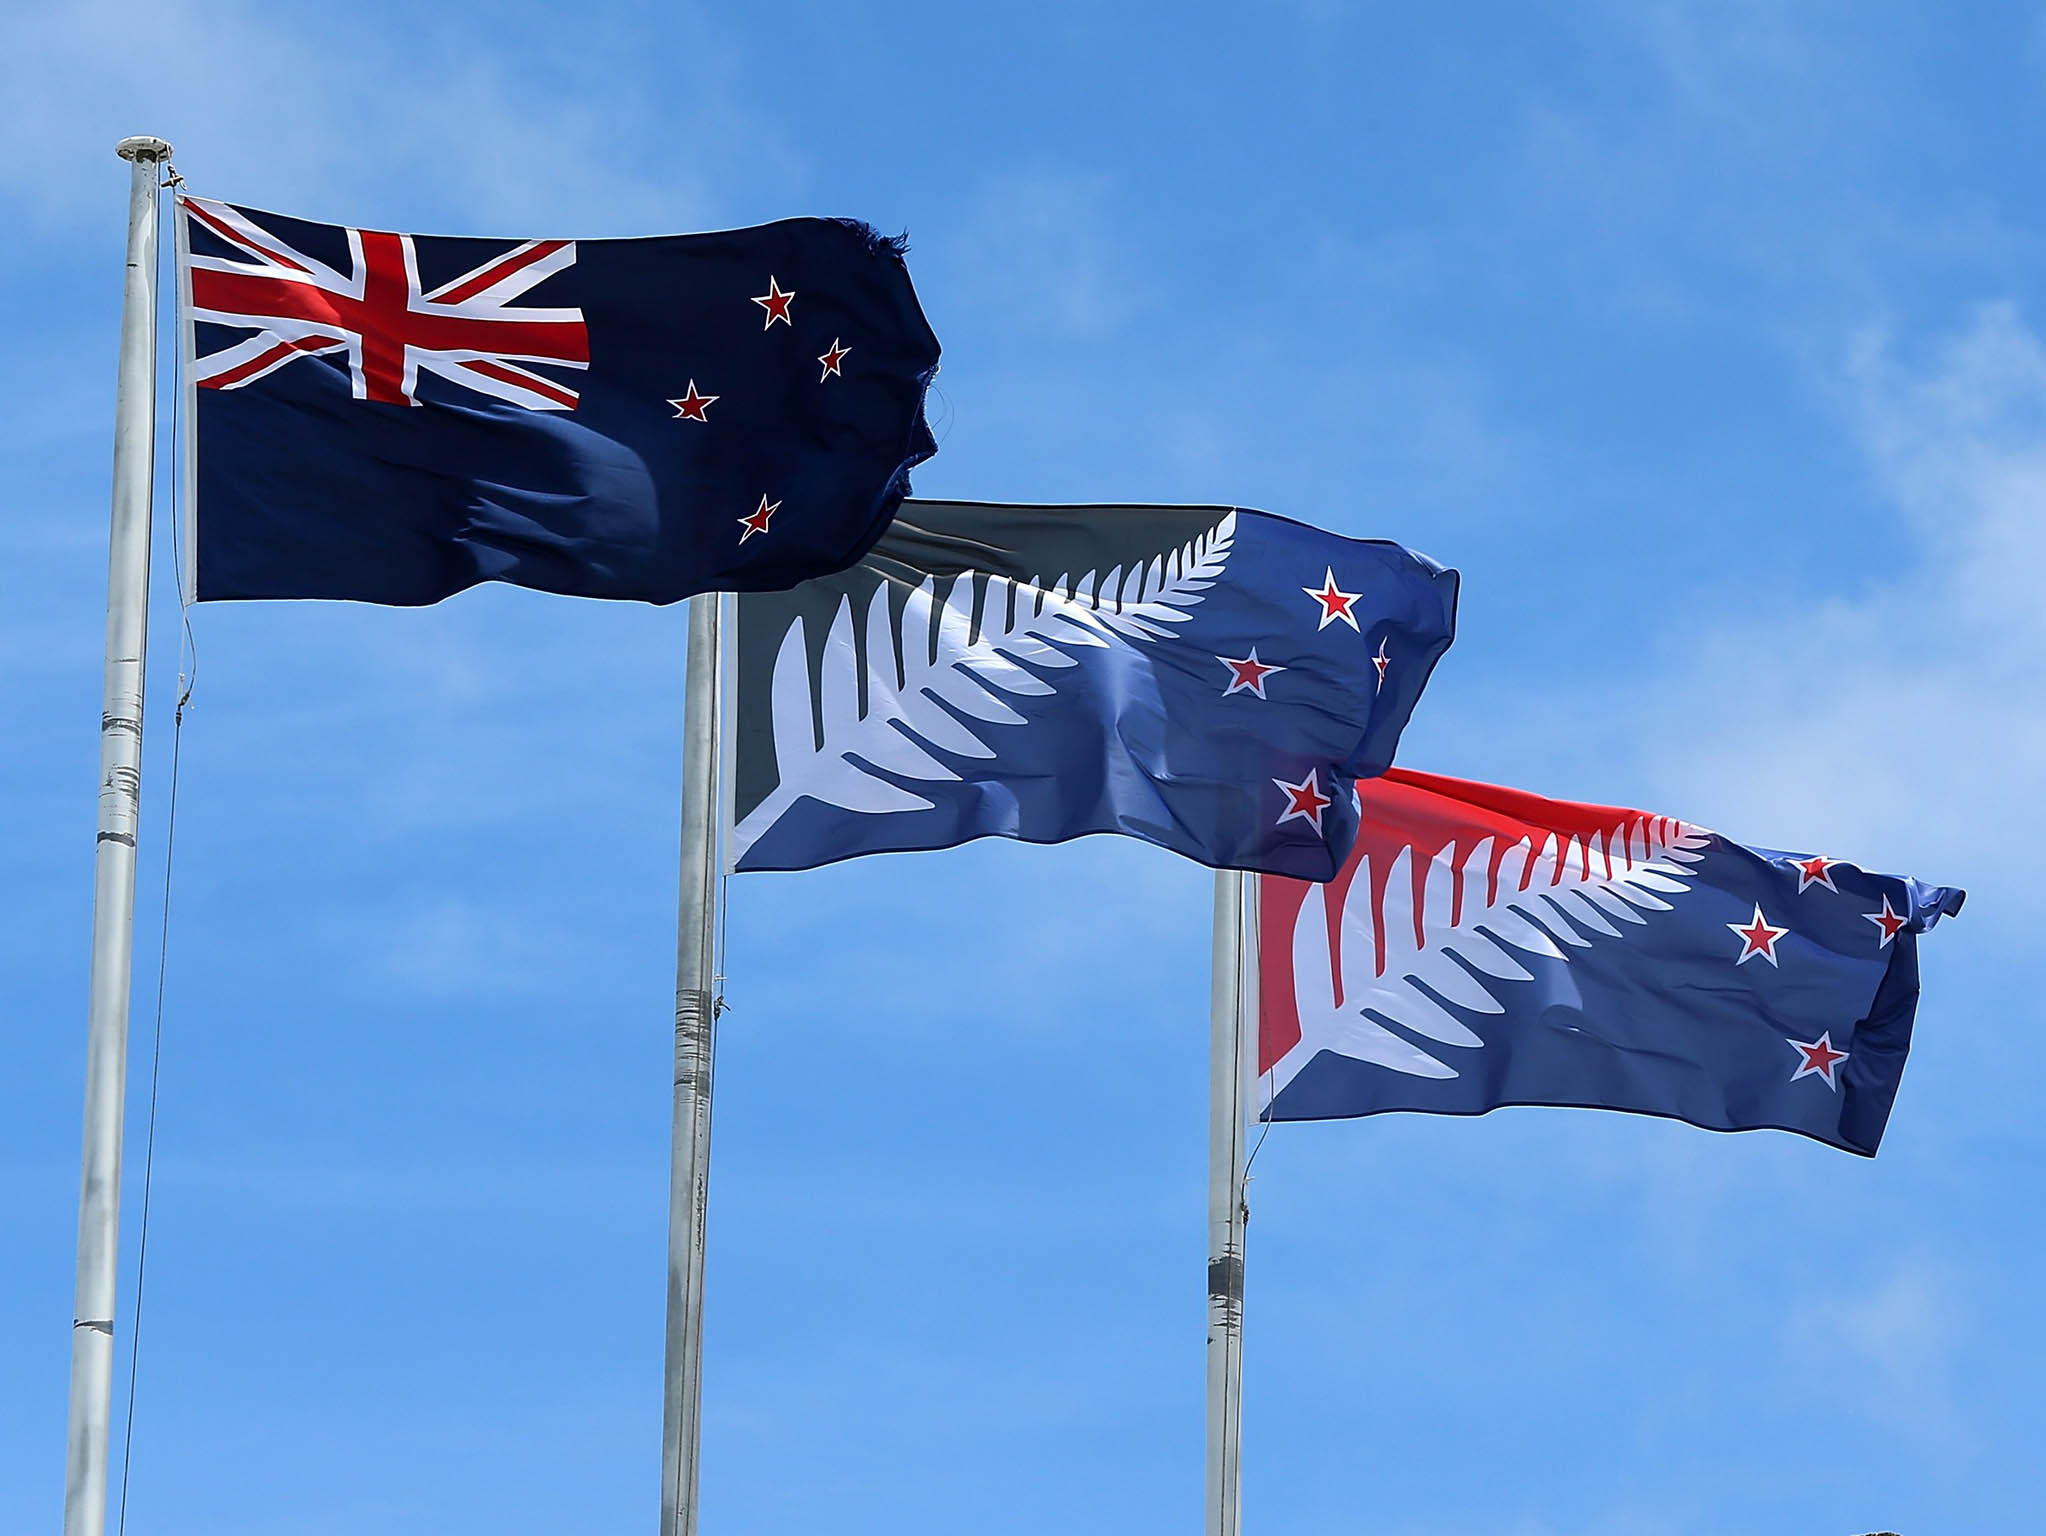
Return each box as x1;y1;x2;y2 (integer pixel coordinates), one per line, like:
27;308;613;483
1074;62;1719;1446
731;501;1459;881
176;193;940;605
1257;769;1965;1155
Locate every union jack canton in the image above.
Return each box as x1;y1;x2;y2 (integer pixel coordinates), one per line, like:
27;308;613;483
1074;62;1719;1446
176;192;941;606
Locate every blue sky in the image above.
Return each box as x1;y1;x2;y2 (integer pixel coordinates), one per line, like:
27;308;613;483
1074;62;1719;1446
4;3;2043;1532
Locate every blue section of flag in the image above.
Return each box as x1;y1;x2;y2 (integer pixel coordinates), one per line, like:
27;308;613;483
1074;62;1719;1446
731;501;1460;881
1257;770;1965;1156
178;193;940;606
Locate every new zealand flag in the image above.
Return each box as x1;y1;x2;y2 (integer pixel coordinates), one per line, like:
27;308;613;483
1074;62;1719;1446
1257;769;1965;1155
731;501;1459;880
175;193;941;605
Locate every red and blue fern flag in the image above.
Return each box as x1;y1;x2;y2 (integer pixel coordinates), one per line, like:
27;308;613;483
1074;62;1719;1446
1256;769;1963;1155
176;192;940;605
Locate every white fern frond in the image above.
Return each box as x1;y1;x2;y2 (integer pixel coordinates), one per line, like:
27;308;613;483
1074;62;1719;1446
733;513;1236;856
1271;816;1711;1091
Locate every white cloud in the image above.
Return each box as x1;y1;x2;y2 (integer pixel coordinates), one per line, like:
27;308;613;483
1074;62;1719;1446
320;891;605;1000
0;0;789;234
941;169;1148;341
1509;1;2036;324
1623;0;1823;133
1788;1256;1969;1444
1634;303;2046;927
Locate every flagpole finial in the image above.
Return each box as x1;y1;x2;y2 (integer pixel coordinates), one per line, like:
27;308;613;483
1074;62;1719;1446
115;136;173;163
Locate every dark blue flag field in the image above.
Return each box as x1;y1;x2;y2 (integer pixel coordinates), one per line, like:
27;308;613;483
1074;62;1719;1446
731;500;1459;881
1256;769;1964;1155
176;193;940;605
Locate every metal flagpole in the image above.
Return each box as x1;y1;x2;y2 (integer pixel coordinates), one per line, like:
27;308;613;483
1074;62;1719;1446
662;591;724;1536
63;134;172;1536
1206;868;1253;1536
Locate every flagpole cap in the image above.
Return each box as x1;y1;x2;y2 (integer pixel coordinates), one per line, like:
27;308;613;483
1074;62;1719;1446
115;136;173;164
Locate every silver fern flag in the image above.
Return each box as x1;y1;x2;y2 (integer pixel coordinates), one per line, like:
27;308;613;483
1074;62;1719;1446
730;500;1458;879
1257;768;1964;1155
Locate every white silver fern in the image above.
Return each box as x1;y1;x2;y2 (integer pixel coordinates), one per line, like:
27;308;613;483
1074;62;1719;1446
732;513;1236;859
1263;816;1711;1100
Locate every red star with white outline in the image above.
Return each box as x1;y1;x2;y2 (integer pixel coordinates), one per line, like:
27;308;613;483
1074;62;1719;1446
1303;568;1361;631
1272;769;1333;830
752;277;795;329
668;381;718;422
1727;904;1789;966
1787;1031;1849;1089
817;338;851;380
737;494;780;543
1864;895;1908;947
1372;637;1390;687
1791;854;1839;893
1217;648;1286;698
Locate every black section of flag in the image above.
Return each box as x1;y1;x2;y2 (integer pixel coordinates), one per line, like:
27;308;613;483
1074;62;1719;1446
732;499;1459;882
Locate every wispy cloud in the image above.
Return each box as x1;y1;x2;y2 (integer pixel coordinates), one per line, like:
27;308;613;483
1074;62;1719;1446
1503;0;2036;324
1634;303;2046;924
0;0;790;233
1787;1255;1970;1446
942;169;1150;342
325;892;598;998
